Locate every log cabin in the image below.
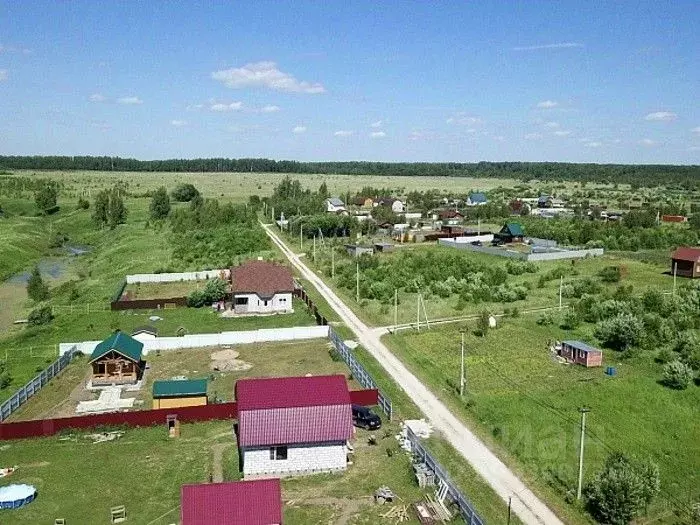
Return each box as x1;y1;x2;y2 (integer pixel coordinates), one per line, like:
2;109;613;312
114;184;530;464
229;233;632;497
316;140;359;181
89;332;144;386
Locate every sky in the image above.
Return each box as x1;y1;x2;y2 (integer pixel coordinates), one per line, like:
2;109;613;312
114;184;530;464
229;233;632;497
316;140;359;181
0;1;698;164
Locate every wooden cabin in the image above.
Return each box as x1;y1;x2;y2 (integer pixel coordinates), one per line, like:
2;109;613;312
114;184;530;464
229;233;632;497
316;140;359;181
671;247;700;278
152;379;208;409
89;332;144;386
559;340;603;368
494;223;525;244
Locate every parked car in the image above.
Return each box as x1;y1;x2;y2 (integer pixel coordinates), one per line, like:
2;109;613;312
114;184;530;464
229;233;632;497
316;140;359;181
352;404;382;430
470;240;482;246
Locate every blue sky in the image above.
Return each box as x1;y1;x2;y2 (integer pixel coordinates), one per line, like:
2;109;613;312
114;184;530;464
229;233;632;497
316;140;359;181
0;1;698;163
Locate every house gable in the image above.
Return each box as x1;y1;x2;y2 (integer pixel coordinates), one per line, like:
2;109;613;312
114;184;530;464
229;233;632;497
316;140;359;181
89;332;143;364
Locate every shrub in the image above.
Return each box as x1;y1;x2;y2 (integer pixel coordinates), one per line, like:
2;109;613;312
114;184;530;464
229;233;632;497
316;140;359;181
27;306;53;326
536;312;555;326
26;266;49;302
186;278;228;307
149;186;171;219
560;309;579;330
585;452;660;525
171;183;200;202
662;360;694;390
599;265;622;283
76;197;90;210
594;313;644;351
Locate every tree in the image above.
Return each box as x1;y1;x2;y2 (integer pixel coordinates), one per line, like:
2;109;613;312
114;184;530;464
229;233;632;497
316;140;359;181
187;278;228;307
689;213;700;230
92;189;110;227
0;361;12;390
27;305;54;326
34;183;58;214
76;197;90;210
318;181;329;199
26;266;49;302
594;313;644;351
585;452;660;525
149;186;171;219
476;310;491;337
662;360;694;390
108;187;127;229
171;183;200;202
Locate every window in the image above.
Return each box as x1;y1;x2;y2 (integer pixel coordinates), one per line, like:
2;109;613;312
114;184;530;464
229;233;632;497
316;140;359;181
235;297;248;305
279;297;286;303
263;300;269;307
97;363;106;374
269;446;288;460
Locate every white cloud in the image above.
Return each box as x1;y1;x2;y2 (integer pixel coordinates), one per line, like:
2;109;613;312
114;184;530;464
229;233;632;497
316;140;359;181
211;61;325;94
525;133;543;140
513;42;583;51
492;135;505;142
553;130;572;137
0;69;7;81
537;100;559;109
688;146;700;152
645;111;677;122
639;138;659;146
370;120;383;128
691;126;700;134
292;125;307;134
89;93;105;102
261;105;281;113
170;119;187;127
370;131;386;138
544;121;560;128
585;141;603;148
117;96;143;105
334;130;353;137
186;103;204;111
446;115;483;125
210;102;243;112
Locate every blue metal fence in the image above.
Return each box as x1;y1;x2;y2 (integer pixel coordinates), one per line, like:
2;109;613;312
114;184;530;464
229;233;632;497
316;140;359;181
406;425;485;525
328;327;393;420
0;347;78;422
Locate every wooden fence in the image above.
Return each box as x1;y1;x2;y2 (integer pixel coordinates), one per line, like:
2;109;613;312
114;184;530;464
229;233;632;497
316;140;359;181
110;296;188;311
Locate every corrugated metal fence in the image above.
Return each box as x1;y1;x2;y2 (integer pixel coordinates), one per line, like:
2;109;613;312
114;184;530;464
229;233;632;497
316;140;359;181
0;348;78;422
406;425;485;525
328;327;393;420
125;269;228;284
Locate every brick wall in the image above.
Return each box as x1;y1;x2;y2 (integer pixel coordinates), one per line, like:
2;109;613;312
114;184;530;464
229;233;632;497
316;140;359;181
243;441;348;477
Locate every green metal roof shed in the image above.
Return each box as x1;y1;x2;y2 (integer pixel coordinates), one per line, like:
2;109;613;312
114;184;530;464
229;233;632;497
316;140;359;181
89;332;144;363
502;222;524;236
153;378;208;398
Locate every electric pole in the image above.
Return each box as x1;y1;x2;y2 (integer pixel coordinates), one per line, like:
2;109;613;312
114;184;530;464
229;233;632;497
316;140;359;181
577;407;590;501
394;288;398;329
331;249;335;278
313;236;316;261
673;262;677;295
300;224;303;251
460;330;466;396
559;275;563;309
356;261;360;303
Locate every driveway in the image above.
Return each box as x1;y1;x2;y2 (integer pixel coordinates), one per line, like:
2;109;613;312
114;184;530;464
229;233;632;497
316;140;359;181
262;223;564;525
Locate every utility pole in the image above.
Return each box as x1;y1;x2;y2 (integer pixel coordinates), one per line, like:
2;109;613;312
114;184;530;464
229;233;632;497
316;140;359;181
394;289;398;329
300;224;303;251
559;275;563;309
507;496;512;525
356;261;360;302
313;236;316;261
673;262;677;295
331;250;335;278
460;330;466;396
416;293;421;331
577;407;590;501
477;218;481;236
271;206;275;221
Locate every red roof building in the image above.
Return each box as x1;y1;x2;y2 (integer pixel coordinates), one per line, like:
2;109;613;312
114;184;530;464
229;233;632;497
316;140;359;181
229;260;295;314
181;479;282;525
235;375;353;477
672;247;700;278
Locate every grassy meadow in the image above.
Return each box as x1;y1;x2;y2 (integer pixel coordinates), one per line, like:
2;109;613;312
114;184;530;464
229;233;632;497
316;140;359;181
382;317;700;524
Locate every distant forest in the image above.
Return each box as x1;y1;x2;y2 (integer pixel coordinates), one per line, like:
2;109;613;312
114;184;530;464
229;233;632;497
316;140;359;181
1;155;699;187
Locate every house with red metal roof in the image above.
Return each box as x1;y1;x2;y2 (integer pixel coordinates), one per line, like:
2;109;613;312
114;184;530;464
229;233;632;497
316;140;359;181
671;247;700;278
235;374;354;478
181;479;282;525
230;260;295;314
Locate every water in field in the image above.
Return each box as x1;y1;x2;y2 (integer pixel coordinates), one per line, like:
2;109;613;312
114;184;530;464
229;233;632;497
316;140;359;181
6;259;69;284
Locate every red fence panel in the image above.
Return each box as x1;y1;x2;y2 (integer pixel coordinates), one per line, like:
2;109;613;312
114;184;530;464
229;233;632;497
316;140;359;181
110;297;188;311
0;402;237;440
349;389;379;407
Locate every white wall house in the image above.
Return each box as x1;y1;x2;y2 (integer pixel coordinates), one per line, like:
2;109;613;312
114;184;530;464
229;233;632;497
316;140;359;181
235;375;354;478
325;197;347;213
230;260;295;315
232;292;292;314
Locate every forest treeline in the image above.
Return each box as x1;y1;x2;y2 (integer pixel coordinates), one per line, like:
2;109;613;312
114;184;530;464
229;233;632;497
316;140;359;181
1;156;699;187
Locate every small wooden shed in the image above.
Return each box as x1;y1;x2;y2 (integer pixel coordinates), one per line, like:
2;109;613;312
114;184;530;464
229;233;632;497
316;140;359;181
89;332;144;386
559;340;603;368
671;247;700;278
152;378;208;409
494;222;525;243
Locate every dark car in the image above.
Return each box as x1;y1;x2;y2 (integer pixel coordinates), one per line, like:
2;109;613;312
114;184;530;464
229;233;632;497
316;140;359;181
470;240;482;246
352;404;382;430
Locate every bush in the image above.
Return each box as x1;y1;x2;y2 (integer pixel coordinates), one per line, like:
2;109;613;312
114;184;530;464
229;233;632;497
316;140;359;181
26;266;49;302
560;309;579;330
585;452;660;525
27;306;53;326
171;183;200;202
536;312;555;326
76;197;90;210
149;186;171;219
662;360;694;390
599;265;622;283
594;313;644;351
186;278;228;308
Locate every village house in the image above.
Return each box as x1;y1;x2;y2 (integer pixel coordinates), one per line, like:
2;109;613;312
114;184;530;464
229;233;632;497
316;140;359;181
558;341;603;368
89;331;144;386
325;197;347;214
181;479;282;525
494;222;525;244
235;375;354;478
152;378;208;409
230;260;295;314
353;196;374;208
671;247;700;278
466;192;488;206
438;209;464;224
130;325;158;341
377;197;406;214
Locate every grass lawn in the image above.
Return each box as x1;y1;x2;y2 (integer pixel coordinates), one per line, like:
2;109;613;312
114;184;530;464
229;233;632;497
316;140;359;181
122;281;205;300
382;316;700;524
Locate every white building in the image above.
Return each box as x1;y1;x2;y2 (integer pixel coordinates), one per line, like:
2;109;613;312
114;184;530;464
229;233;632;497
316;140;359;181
377;197;406;214
230;260;294;315
235;375;354;478
325;197;347;214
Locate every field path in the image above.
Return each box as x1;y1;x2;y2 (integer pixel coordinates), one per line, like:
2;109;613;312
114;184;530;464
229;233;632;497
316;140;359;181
211;442;233;482
262;222;564;525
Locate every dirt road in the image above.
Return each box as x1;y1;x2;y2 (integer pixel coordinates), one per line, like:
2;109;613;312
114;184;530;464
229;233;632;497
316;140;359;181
262;223;564;525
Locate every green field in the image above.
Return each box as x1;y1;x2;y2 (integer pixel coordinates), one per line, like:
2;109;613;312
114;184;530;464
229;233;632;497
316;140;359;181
382;317;700;524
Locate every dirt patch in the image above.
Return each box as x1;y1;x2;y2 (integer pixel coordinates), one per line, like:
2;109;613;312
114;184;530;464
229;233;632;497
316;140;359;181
210;349;253;372
211;442;234;483
293;497;367;525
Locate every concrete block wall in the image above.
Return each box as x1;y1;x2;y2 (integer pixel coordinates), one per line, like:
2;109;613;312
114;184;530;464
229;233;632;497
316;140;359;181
243;442;347;477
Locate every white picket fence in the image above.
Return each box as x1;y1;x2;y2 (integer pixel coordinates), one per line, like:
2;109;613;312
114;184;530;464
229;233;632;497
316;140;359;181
125;269;229;284
59;325;330;357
